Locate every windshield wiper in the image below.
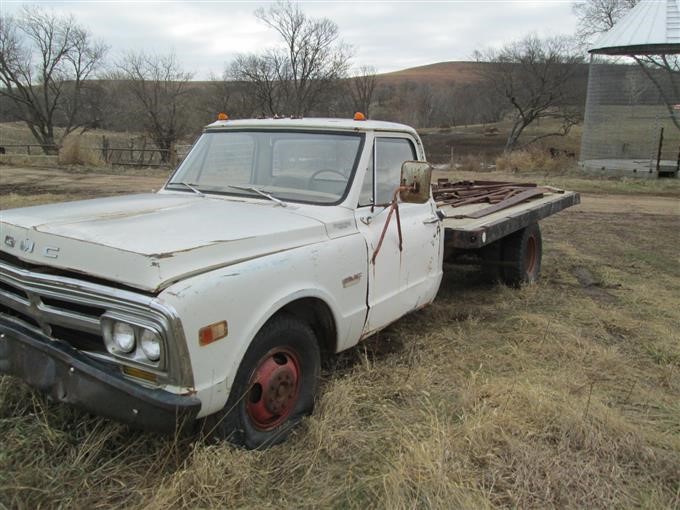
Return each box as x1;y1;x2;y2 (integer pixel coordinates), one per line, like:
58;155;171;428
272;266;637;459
226;185;287;207
167;181;205;196
175;182;204;197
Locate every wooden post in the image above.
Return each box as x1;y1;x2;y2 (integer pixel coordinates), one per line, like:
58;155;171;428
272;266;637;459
656;127;663;174
101;135;110;163
170;143;177;167
139;136;147;165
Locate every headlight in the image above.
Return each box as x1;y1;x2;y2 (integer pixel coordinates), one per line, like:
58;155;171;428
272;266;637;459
112;322;135;353
140;329;161;361
102;317;164;366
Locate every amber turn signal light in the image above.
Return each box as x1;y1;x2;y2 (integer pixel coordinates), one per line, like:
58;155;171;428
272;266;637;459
122;365;158;383
199;320;228;346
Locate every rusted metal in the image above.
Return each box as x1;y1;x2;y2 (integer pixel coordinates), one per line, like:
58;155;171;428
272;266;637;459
443;191;580;250
449;188;552;219
433;179;563;219
371;187;405;264
246;347;301;431
371;176;427;264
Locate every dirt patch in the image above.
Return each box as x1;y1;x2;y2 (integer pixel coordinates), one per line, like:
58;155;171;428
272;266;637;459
571;265;620;304
0;165;168;208
578;193;680;215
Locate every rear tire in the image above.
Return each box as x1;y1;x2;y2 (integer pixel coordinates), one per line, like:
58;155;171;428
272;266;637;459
501;223;542;286
204;314;320;449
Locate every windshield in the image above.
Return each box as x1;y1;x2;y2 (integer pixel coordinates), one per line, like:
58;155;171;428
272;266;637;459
167;130;364;204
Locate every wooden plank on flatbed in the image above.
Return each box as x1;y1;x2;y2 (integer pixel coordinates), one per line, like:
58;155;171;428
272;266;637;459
441;191;580;249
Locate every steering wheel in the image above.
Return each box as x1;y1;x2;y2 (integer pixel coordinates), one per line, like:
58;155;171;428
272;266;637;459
308;169;347;183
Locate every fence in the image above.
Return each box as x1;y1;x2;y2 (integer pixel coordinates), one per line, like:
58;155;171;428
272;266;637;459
0;138;192;167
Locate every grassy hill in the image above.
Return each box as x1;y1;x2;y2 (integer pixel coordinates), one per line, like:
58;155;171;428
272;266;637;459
377;61;488;86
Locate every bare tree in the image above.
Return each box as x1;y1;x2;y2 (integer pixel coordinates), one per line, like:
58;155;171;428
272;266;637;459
632;55;680;130
623;67;649;117
230;50;290;116
250;0;352;115
572;0;638;45
476;35;584;152
0;6;107;154
117;51;193;163
348;65;377;117
205;69;233;115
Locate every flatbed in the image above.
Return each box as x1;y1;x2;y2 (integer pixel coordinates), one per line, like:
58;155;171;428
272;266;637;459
438;184;580;249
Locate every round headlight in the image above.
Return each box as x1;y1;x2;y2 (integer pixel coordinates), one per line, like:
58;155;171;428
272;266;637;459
113;322;136;353
140;329;161;361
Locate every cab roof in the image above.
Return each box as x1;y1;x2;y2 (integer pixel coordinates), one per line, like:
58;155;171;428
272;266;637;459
204;117;418;136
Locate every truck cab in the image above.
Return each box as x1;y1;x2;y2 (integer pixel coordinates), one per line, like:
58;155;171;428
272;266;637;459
0;117;444;448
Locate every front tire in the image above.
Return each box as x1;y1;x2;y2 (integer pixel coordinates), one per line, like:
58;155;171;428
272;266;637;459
205;314;320;449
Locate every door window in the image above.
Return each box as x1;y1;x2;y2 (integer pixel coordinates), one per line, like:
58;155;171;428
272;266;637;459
358;137;416;207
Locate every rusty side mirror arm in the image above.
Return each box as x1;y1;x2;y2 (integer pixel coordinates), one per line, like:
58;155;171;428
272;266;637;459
371;162;433;264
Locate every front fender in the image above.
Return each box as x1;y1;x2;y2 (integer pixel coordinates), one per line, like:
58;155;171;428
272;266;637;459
157;233;368;418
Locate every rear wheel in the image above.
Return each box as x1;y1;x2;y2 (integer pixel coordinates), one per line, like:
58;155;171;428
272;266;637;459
205;314;320;449
501;223;542;286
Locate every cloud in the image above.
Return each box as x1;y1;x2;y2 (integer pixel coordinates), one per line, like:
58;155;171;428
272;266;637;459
3;0;578;77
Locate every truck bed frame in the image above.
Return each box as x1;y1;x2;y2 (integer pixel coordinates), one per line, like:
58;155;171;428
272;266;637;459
434;180;580;250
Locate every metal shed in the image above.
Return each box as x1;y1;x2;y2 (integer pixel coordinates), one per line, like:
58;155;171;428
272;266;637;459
580;0;680;177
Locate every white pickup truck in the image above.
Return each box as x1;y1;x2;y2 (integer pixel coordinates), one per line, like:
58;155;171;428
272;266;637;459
0;117;579;448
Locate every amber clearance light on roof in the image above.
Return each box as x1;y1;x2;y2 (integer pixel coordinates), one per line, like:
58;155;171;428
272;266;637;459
353;112;366;121
217;112;229;121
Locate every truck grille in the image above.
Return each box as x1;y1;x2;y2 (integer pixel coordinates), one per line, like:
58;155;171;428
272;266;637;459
0;257;193;388
0;272;107;352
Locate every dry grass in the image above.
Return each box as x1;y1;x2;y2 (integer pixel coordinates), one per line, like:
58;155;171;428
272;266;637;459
0;122;133;150
59;135;105;166
495;148;574;176
1;170;679;509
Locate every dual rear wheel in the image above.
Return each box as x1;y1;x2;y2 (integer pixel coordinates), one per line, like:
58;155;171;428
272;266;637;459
500;223;542;286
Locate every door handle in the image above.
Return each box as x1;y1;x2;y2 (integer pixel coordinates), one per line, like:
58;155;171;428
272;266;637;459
423;216;440;224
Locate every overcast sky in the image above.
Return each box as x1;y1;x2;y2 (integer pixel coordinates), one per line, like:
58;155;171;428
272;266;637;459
2;1;579;79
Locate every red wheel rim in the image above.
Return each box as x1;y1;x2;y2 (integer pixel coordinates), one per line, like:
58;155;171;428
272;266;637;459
245;347;301;431
525;235;537;275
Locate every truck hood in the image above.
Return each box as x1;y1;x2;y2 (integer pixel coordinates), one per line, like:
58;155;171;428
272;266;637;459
0;193;329;292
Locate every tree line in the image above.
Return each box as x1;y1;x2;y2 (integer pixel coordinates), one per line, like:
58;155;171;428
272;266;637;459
0;0;650;158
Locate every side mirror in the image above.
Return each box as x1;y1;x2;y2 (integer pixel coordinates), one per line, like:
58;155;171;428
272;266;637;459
400;161;432;204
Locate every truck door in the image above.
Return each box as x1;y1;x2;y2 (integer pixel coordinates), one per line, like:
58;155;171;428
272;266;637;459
354;136;443;336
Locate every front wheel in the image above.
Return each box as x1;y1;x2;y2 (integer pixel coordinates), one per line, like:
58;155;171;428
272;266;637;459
204;314;320;449
501;223;542;286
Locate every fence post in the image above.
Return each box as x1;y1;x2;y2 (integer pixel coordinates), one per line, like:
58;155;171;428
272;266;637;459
656;127;663;174
139;136;147;165
101;135;110;163
170;143;177;167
